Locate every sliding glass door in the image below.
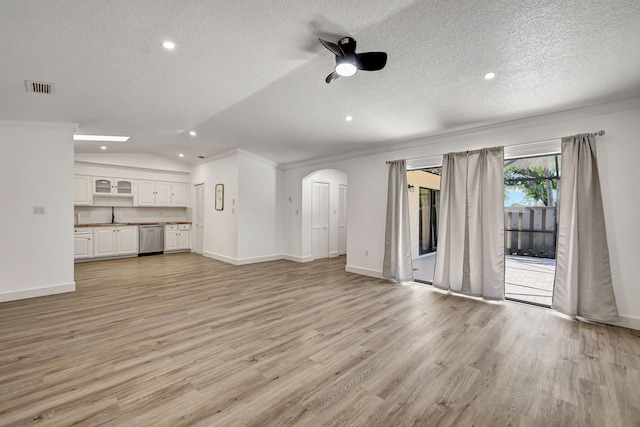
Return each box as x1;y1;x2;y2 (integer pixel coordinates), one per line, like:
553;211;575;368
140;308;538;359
504;154;560;306
408;168;441;284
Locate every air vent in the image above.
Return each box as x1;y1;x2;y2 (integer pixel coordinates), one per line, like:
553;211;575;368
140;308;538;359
25;80;56;94
197;155;206;159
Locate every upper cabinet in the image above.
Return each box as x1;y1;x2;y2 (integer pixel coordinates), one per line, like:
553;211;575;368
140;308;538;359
170;183;187;207
93;177;136;197
137;181;187;207
74;175;93;206
75;174;187;207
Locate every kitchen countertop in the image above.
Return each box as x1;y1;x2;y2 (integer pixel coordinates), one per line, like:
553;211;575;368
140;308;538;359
74;222;192;227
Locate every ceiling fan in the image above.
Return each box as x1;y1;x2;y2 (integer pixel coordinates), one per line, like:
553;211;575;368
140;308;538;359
319;37;387;84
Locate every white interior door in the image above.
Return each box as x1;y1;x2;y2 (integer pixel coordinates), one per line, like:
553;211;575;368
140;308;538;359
338;184;347;255
312;181;330;259
194;184;205;254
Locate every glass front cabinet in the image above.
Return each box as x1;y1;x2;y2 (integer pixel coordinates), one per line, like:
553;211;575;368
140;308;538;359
93;177;135;196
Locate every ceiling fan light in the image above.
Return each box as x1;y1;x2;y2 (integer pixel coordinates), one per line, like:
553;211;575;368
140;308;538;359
335;62;357;77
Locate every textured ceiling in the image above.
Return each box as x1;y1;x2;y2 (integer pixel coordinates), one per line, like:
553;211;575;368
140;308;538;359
1;0;640;166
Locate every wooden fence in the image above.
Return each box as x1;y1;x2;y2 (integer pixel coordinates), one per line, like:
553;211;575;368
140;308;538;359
504;207;556;258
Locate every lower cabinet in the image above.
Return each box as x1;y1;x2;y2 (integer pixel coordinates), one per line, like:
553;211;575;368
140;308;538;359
165;224;190;252
93;226;139;258
74;228;94;260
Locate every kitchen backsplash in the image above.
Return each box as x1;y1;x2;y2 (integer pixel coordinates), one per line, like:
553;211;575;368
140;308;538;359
74;206;190;224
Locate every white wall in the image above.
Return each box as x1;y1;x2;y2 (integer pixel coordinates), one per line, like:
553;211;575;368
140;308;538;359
283;99;640;329
237;152;283;262
0;121;76;301
75;157;190;183
190;152;239;262
74;153;190;174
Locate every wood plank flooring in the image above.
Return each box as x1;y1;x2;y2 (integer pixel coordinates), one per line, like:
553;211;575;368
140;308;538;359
1;253;639;426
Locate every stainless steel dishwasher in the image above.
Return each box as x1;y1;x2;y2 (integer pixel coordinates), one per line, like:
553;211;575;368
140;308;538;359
139;225;164;255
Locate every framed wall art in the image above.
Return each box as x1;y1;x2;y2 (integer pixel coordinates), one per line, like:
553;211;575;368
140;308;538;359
215;183;224;211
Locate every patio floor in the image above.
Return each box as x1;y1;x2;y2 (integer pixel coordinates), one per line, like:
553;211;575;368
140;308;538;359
412;253;555;306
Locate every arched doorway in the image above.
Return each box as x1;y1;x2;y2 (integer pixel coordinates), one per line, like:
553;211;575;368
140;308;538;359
301;169;348;261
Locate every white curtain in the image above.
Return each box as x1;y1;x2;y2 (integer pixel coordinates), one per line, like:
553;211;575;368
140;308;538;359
433;147;505;299
383;160;414;281
553;134;619;322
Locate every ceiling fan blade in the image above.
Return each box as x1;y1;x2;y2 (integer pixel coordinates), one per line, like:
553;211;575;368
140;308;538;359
319;38;344;57
325;72;340;84
356;52;387;71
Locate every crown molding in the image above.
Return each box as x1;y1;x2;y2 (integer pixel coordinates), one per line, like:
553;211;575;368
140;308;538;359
0;119;79;130
189;149;238;168
236;148;280;169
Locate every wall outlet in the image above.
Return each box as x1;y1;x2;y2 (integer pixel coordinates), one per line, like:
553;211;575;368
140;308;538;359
295;209;299;215
365;250;369;256
159;211;163;216
33;206;46;215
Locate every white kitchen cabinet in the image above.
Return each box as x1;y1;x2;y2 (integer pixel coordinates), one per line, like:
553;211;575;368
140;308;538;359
155;182;171;206
137;181;184;207
165;228;178;251
94;227;117;257
170;183;187;207
93;177;135;197
177;229;190;249
116;226;139;255
165;224;190;252
93;226;138;258
74;227;93;260
74;175;93;206
137;181;156;206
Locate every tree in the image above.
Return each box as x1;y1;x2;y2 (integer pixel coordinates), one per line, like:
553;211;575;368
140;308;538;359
504;156;559;206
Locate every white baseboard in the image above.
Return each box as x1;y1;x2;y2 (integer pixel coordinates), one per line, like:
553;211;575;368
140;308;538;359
601;315;640;331
236;255;283;265
203;251;240;265
345;265;386;279
0;282;76;303
204;252;287;266
283;254;314;263
329;251;339;258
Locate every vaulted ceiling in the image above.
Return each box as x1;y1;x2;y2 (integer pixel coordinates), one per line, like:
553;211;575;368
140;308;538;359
2;0;640;167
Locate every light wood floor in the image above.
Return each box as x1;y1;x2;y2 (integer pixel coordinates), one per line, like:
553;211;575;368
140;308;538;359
1;254;639;426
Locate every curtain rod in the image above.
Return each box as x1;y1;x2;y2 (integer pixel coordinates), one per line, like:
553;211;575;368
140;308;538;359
385;130;606;164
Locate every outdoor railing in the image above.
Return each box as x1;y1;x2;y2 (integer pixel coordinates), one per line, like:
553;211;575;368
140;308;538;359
504;206;556;258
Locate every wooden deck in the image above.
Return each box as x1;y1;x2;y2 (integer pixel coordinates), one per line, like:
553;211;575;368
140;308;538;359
0;253;639;426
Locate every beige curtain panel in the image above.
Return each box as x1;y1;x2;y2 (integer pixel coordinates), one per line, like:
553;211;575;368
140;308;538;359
383;160;414;282
552;134;619;322
433;147;505;299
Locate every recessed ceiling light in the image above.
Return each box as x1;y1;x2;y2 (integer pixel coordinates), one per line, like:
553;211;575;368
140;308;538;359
179;153;184;158
100;146;107;150
484;72;496;80
74;135;130;142
189;131;197;136
345;116;353;121
162;41;176;50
